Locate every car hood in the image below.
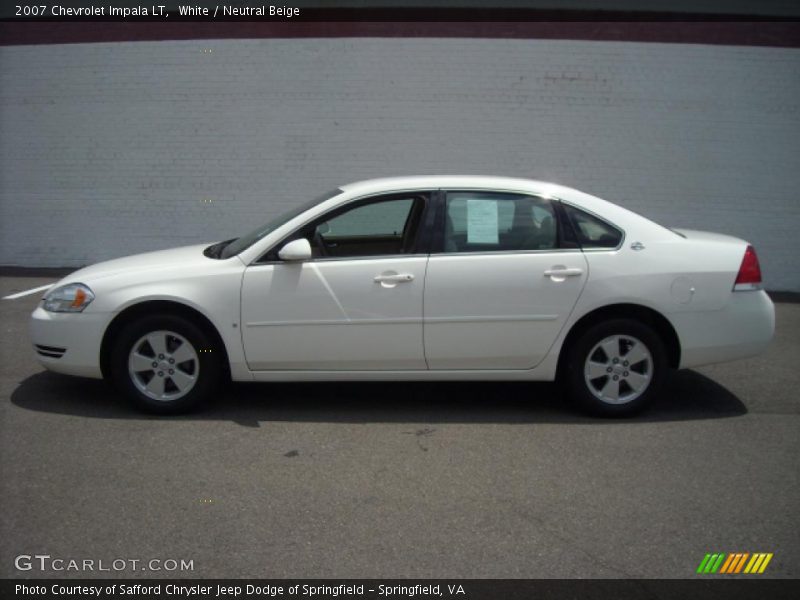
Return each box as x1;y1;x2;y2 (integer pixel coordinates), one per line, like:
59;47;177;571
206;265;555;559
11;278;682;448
58;243;218;285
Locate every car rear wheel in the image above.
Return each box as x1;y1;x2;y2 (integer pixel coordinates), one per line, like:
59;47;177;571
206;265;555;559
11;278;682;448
110;315;222;414
565;319;667;416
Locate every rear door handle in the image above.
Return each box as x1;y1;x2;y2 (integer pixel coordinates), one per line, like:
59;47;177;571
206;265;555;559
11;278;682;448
374;273;415;283
544;267;583;278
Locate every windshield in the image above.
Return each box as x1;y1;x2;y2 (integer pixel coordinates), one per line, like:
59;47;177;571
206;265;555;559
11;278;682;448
220;189;342;259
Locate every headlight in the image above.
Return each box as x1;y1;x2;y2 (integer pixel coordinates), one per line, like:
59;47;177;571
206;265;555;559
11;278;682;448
42;283;95;313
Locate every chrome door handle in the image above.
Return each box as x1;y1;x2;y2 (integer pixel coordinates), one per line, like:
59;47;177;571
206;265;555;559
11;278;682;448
544;268;583;277
374;273;415;283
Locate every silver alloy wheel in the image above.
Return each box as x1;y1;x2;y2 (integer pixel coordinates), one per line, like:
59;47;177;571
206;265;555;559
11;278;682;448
583;334;652;405
128;330;199;402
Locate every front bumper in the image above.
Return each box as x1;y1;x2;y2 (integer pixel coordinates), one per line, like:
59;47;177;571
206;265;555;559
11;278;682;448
29;306;110;379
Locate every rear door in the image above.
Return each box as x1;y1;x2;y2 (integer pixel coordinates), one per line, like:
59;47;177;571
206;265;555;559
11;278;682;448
424;190;588;369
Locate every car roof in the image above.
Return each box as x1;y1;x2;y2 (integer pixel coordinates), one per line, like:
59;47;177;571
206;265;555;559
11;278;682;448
338;175;574;198
334;175;670;241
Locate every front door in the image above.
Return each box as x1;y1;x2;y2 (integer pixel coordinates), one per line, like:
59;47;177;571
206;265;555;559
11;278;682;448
241;193;430;370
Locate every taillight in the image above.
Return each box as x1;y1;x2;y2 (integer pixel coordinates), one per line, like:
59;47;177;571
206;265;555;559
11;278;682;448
734;245;762;291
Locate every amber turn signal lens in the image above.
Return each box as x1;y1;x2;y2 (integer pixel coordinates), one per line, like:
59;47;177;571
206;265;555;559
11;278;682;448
71;287;86;308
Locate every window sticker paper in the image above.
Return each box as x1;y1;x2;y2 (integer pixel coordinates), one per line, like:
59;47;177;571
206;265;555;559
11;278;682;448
466;199;499;244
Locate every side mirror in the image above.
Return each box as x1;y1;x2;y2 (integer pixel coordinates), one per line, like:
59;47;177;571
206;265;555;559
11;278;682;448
278;238;311;262
278;238;312;262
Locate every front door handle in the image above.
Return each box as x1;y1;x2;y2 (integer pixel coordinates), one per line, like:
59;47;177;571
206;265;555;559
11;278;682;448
374;273;415;283
544;267;584;280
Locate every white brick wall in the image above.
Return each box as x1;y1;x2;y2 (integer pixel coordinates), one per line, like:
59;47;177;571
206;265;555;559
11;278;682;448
1;38;798;290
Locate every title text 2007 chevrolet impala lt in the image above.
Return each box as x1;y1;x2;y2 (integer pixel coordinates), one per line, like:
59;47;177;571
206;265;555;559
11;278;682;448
30;176;774;415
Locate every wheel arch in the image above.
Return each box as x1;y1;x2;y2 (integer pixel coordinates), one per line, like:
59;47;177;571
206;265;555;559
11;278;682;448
99;300;231;379
556;303;681;378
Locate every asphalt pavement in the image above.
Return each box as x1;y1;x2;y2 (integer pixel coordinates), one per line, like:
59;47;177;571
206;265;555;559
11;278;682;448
1;276;798;579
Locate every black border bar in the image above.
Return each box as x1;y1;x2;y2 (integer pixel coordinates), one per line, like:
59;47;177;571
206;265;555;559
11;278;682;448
4;579;800;600
1;20;799;48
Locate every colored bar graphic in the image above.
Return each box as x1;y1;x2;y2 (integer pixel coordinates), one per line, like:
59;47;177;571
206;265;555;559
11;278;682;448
711;553;726;573
696;554;712;574
702;553;720;573
721;553;739;573
719;554;735;573
758;553;773;573
744;554;760;573
734;553;749;573
723;553;739;574
707;554;720;573
698;552;774;574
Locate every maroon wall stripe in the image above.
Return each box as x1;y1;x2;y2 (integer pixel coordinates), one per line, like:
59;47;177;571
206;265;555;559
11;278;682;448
1;21;799;48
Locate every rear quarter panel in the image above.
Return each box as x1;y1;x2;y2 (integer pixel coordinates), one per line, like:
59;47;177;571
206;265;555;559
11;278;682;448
570;230;773;369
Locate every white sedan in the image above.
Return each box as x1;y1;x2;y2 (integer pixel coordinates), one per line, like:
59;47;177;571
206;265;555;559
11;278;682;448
30;176;774;415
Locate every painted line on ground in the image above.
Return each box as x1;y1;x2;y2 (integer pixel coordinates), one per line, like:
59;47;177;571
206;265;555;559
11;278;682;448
2;283;54;300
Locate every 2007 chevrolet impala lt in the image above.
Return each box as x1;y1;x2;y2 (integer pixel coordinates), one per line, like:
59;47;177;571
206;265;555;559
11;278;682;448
30;176;774;415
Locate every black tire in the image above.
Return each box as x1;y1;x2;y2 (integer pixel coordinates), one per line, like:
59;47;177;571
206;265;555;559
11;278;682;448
109;314;222;414
564;318;667;417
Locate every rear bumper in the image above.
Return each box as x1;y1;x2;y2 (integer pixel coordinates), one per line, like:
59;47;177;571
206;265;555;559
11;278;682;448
29;306;109;379
672;290;775;369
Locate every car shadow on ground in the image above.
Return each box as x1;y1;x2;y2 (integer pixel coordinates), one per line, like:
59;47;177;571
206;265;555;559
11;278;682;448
10;369;747;426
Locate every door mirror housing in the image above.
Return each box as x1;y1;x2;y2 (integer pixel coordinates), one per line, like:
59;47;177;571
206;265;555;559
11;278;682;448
278;238;312;262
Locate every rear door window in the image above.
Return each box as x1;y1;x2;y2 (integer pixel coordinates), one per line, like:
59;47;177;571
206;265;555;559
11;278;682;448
443;192;558;253
562;204;623;249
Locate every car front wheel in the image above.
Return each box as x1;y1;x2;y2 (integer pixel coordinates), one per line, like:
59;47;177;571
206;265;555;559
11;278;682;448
565;319;667;416
110;315;222;414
